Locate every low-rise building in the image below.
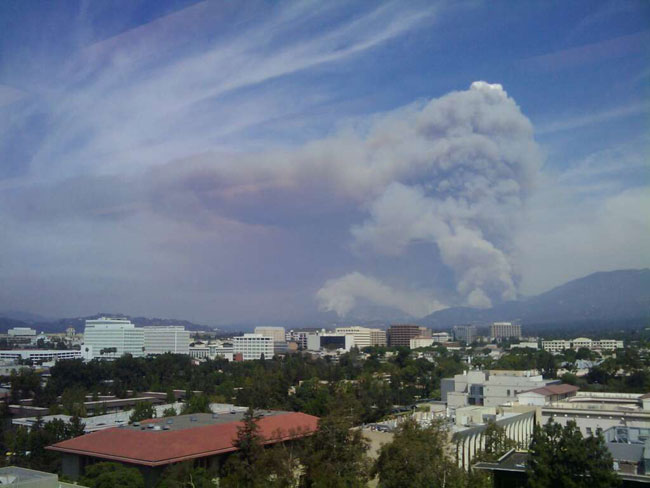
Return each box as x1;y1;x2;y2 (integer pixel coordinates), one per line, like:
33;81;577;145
47;410;319;487
410;337;435;349
539;391;650;439
0;349;82;363
0;466;82;488
542;337;624;352
510;341;539;350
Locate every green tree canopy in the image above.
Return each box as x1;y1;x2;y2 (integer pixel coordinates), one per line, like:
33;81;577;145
79;462;145;488
527;419;620;488
129;401;156;423
373;419;465;488
157;462;216;488
301;405;371;488
220;406;266;487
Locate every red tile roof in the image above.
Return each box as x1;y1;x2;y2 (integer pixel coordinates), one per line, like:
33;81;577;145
47;412;318;467
522;384;579;397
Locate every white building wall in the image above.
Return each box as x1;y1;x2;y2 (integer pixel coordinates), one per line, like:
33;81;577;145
334;327;386;348
410;337;435;349
233;334;274;360
144;326;190;355
83;317;144;359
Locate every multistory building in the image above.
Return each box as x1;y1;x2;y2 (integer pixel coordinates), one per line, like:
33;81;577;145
254;327;286;342
541;338;624;353
306;332;354;352
334;326;387;349
441;369;552;408
387;324;431;347
8;327;37;337
0;349;82;362
489;322;521;340
453;325;477;344
82;317;145;360
144;326;190;355
254;327;288;355
232;334;274;360
431;332;451;343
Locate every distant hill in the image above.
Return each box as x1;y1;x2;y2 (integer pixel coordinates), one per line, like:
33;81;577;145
0;313;216;334
419;269;650;329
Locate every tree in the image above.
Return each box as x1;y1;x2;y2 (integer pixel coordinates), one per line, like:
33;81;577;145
373;419;465;488
181;394;211;414
80;462;145;488
478;421;517;459
220;407;266;487
67;415;86;438
527;419;620;488
129;401;156;423
162;407;178;417
157;462;216;488
61;386;87;416
301;407;371;487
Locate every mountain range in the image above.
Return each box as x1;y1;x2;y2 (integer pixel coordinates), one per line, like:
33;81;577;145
418;268;650;328
1;269;648;333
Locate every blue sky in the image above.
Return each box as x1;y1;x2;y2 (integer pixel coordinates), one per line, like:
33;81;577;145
0;0;648;324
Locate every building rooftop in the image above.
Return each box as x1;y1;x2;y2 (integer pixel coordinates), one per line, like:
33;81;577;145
0;466;57;485
47;410;319;466
522;384;579;396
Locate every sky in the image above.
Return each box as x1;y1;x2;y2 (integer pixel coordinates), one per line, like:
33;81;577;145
0;0;648;325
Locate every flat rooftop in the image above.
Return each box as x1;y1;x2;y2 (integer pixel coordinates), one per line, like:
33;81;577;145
134;410;286;432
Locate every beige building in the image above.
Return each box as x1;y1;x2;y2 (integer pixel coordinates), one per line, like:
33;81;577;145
254;327;286;342
334;326;387;348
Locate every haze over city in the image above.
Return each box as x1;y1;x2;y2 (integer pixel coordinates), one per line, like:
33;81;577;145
1;0;648;324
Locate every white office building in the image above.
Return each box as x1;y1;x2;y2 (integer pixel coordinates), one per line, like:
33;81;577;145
490;322;521;340
542;337;624;353
410;337;435;349
0;349;82;362
144;326;190;355
82;317;145;360
233;334;274;360
334;326;387;349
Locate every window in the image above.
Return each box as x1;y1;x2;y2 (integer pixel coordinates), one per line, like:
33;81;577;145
507;389;511;396
586;427;592;436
